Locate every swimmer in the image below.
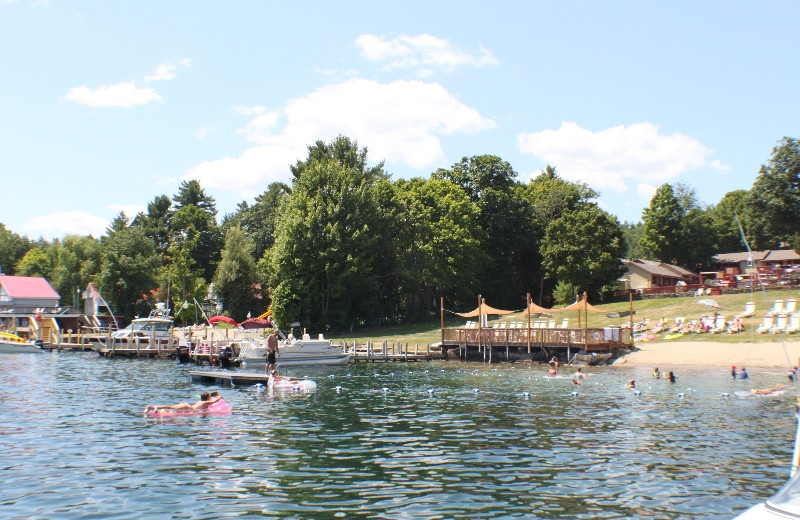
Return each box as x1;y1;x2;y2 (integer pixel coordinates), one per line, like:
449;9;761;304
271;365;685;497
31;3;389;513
739;367;749;379
751;383;786;395
626;379;636;389
652;367;660;379
572;377;582;386
548;356;559;375
731;365;737;379
667;371;676;383
143;391;221;417
574;367;586;379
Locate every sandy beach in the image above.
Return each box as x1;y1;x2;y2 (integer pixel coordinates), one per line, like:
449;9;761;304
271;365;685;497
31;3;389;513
614;339;800;369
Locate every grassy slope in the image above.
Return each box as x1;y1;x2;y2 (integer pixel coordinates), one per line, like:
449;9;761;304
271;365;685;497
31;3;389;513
327;288;800;346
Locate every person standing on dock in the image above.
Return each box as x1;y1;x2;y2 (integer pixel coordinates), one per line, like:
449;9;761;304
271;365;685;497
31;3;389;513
265;329;279;374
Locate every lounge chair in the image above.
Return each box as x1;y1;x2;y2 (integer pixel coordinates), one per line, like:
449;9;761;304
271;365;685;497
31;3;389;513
548;319;556;328
772;300;785;315
783;299;797;316
771;315;789;334
736;302;756;318
559;318;569;328
727;317;745;334
785;314;800;334
757;315;775;334
710;316;727;334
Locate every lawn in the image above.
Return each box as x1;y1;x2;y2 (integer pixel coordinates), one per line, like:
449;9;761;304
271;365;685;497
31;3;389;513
327;287;800;346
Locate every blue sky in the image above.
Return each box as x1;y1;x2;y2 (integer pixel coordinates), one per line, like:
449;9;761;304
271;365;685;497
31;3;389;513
2;1;798;239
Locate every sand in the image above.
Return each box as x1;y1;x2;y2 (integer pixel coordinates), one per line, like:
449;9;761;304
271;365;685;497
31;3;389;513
614;339;800;369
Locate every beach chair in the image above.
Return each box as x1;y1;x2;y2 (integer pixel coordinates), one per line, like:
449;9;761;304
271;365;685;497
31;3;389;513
736;302;756;318
727;317;744;334
548;319;556;328
785;314;800;334
772;300;785;315
771;315;789;334
668;317;685;333
783;299;797;316
559;318;569;328
710;316;727;334
492;322;500;329
500;322;507;328
757;315;775;334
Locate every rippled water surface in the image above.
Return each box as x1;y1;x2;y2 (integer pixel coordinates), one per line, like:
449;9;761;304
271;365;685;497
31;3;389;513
0;352;797;519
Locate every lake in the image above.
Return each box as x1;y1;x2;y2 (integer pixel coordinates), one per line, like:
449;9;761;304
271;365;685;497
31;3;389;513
0;351;795;519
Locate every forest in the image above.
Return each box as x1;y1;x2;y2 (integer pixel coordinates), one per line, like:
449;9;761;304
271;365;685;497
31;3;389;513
1;136;799;333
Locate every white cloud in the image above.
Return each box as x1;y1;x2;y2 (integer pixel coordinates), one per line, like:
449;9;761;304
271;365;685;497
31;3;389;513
637;183;657;199
144;64;176;82
356;34;498;73
517;121;728;194
63;82;162;108
23;211;109;239
186;78;495;194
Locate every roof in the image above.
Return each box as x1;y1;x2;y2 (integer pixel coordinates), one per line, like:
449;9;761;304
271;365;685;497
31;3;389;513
625;259;696;278
0;275;60;299
713;250;800;264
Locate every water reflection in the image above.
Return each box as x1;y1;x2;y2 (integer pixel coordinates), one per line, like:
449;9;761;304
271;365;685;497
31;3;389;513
0;353;795;518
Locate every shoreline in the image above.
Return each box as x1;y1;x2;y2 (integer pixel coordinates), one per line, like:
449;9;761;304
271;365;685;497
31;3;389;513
613;340;800;369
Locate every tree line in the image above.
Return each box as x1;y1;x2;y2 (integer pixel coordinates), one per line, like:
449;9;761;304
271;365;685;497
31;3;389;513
1;136;798;332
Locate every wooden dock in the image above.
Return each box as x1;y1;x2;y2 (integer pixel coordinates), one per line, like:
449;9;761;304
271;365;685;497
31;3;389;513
191;370;271;386
344;340;443;362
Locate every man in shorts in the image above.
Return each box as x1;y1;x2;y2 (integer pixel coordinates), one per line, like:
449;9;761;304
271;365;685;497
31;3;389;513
265;330;279;374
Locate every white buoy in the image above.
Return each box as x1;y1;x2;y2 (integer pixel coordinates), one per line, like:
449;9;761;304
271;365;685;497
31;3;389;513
472;388;480;394
335;386;343;392
329;374;335;379
634;390;641;395
721;392;730;397
346;373;352;378
440;369;445;373
678;393;686;398
522;391;531;398
423;370;429;374
381;387;390;393
571;391;579;397
427;388;435;395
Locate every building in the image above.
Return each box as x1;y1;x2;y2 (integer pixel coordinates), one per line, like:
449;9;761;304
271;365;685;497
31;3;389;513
712;250;800;272
619;259;699;291
0;275;61;314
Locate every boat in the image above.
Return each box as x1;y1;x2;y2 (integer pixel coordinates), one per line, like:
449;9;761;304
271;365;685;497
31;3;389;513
0;332;43;353
235;333;351;367
93;305;178;351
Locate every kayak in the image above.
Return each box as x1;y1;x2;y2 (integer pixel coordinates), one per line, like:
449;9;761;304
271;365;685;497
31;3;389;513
145;399;232;418
268;377;317;392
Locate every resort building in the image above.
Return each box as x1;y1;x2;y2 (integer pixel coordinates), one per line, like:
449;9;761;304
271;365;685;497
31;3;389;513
0;274;61;314
712;249;800;272
619;259;699;291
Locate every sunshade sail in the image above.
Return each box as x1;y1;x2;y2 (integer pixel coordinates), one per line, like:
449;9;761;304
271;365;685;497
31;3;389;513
455;303;515;318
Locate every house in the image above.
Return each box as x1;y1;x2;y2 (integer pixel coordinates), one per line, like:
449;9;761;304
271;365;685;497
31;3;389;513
713;250;800;272
619;259;699;291
0;274;61;313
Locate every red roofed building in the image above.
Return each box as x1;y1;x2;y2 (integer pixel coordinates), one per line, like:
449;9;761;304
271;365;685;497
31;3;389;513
0;275;61;313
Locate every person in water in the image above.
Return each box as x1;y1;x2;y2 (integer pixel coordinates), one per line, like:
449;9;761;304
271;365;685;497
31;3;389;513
739;367;749;379
626;379;636;389
548;356;559;375
652;367;660;379
574;367;586;379
752;383;786;395
143;392;221;416
731;365;737;379
667;371;676;383
268;369;302;385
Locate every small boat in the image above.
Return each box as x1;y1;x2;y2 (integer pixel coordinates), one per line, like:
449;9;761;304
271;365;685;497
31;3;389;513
93;306;177;351
0;332;44;354
237;333;351;367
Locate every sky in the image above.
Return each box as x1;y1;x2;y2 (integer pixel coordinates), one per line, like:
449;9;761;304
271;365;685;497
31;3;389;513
2;1;798;240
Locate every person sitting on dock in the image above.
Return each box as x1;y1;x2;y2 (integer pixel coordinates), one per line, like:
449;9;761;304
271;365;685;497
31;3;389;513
142;391;221;417
265;330;279;374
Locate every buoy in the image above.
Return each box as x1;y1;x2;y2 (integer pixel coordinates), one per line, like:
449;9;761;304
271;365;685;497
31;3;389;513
522;391;531;398
427;388;435;395
634;390;641;395
389;372;395;378
423;370;429;374
334;386;342;392
678;393;686;398
570;391;579;397
346;373;352;378
381;387;390;393
472;388;480;394
440;369;445;373
329;374;335;379
721;392;730;397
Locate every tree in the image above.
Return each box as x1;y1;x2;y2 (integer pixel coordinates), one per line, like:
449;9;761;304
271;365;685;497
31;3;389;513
269;138;388;331
541;205;624;297
132;195;172;253
223;182;291;260
745;137;800;249
48;235;102;305
638;184;682;263
97;226;161;322
392;178;482;317
621;221;644;259
173;179;217;215
213;226;258;322
0;223;31;275
170;181;222;282
290;135;387;183
16;247;50;278
432;155;537;308
707;190;748;253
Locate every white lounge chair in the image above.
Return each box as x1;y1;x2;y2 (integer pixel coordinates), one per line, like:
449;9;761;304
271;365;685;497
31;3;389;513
559;318;569;328
548;319;556;328
757;315;775;334
784;299;797;315
710;316;727;334
785;314;800;334
737;302;756;318
771;315;789;334
772;300;785;315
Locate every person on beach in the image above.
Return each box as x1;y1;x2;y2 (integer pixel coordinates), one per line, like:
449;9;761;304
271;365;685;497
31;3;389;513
739;367;749;379
731;365;737;379
667;371;677;383
143;392;221;417
626;379;636;389
548;357;558;375
652;367;660;379
265;329;279;374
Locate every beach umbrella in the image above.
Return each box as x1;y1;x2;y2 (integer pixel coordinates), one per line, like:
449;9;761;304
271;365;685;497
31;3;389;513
697;299;722;309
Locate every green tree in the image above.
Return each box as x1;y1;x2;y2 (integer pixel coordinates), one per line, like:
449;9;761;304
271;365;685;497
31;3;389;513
223;182;291;260
0;223;32;275
621;221;644;259
290;135;387;182
171;181;222;281
392;178;481;317
269;138;387;331
745;137;800;249
541;205;624;297
48;235;102;306
638;184;682;263
213;226;257;322
707;190;748;253
97;226;161;322
432;155;537;308
16;247;50;278
132;195;172;253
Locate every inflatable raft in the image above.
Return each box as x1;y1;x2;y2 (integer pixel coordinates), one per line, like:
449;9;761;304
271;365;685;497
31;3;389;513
145;399;232;418
268;377;317;392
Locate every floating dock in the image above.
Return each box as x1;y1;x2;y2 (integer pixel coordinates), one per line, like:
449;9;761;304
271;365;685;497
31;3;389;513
190;370;271;386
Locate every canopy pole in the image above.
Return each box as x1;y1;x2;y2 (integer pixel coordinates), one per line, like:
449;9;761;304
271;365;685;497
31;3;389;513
583;291;588;351
477;294;483;362
526;293;531;355
440;296;445;345
630;291;635;347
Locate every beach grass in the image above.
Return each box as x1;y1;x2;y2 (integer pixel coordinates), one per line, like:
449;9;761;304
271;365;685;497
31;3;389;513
328;288;800;346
